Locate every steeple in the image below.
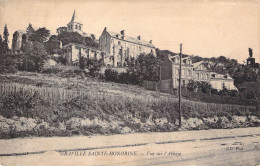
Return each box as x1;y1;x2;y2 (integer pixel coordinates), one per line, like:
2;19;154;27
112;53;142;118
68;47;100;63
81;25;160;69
67;10;83;33
71;10;76;22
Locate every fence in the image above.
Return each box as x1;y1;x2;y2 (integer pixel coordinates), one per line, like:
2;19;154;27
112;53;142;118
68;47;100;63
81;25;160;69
0;81;256;114
0;81;92;102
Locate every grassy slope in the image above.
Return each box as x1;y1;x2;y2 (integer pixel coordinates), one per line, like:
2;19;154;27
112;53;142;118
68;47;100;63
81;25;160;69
0;71;258;138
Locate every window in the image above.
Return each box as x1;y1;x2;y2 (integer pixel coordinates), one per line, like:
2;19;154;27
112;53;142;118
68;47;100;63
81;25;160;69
118;41;121;45
188;69;191;76
79;25;81;30
197;73;199;79
139;46;141;51
206;74;209;80
222;83;225;89
175;67;179;75
75;25;78;29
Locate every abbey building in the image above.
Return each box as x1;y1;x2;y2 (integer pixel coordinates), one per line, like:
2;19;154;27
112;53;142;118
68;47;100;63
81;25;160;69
99;27;156;67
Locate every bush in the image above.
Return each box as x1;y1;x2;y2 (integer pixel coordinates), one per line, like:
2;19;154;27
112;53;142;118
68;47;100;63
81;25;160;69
41;68;62;74
79;57;103;77
0;90;40;118
0;54;18;74
104;68;119;82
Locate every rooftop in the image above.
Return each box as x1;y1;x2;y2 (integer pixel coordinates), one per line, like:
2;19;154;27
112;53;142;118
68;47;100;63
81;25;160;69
106;29;155;48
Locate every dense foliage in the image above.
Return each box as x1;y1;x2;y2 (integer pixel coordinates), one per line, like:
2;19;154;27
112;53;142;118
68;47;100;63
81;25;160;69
105;53;161;85
79;57;104;77
57;31;98;48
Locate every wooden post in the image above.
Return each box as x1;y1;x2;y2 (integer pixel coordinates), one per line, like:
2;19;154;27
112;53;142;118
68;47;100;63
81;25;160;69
178;44;182;127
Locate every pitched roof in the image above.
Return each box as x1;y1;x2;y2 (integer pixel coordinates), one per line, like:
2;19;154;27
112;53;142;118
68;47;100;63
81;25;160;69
193;61;204;68
106;30;155;48
69;10;82;24
193;61;211;70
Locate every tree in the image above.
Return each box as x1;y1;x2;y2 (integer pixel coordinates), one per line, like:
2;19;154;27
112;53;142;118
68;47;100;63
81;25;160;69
232;65;257;85
44;35;61;54
58;31;85;46
29;27;50;42
91;34;96;41
26;23;34;36
0;35;3;54
126;53;160;85
187;80;198;92
19;41;48;72
79;57;104;77
3;24;9;53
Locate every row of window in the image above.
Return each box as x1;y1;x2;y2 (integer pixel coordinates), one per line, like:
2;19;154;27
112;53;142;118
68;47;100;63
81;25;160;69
172;58;191;65
175;68;192;76
111;39;143;51
175;68;210;80
196;72;209;80
68;24;82;31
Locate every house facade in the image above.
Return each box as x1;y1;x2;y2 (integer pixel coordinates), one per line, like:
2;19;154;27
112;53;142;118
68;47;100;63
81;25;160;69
210;73;237;91
160;55;237;91
99;27;156;67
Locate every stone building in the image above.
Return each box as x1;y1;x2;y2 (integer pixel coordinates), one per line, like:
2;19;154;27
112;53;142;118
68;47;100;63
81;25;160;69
160;54;237;91
12;30;26;53
209;73;237;91
192;61;211;83
99;27;156;67
62;43;105;65
160;54;193;88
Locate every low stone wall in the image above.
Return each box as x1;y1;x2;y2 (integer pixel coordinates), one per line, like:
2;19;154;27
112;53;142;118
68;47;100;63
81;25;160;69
1;114;259;139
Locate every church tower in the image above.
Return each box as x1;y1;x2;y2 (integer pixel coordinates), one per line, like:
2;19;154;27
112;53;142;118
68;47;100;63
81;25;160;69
67;10;83;33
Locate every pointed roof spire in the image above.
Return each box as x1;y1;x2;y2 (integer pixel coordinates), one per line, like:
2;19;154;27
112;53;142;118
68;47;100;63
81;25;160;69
71;10;76;22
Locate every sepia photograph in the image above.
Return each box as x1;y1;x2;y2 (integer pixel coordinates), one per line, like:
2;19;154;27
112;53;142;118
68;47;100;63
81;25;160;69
0;0;259;165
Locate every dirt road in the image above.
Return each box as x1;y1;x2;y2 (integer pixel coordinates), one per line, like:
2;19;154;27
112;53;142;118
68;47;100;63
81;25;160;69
0;127;259;166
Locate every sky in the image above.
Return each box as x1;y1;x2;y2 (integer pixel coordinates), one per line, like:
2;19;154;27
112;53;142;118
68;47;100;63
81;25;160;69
0;0;259;63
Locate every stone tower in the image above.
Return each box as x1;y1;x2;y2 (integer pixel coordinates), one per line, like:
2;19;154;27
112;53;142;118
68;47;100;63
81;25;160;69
12;30;26;53
67;10;83;33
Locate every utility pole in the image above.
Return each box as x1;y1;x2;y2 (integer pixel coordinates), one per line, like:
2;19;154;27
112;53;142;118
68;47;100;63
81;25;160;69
178;44;182;127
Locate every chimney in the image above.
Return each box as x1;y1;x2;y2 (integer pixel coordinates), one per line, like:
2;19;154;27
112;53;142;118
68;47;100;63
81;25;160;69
137;35;141;40
104;27;107;31
120;30;125;36
149;40;152;44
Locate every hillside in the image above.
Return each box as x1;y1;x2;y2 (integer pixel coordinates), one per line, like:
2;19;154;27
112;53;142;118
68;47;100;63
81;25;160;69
0;70;259;139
